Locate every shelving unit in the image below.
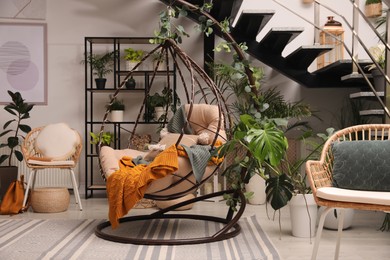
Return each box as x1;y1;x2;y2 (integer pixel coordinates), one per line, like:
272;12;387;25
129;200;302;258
84;37;176;198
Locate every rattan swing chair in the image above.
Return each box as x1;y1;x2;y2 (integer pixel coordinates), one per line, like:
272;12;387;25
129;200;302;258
94;38;248;245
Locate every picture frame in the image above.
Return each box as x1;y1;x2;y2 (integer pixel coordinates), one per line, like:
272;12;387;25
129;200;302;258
0;22;47;105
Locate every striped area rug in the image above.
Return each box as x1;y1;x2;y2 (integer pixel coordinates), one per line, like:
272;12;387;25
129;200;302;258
0;215;280;260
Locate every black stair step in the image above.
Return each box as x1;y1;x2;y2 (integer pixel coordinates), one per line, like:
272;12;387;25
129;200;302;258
285;45;333;70
350;91;384;98
231;10;275;41
258;27;304;55
210;0;243;22
315;59;372;77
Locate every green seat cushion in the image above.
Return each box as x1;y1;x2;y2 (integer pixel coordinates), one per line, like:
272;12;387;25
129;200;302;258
331;140;390;191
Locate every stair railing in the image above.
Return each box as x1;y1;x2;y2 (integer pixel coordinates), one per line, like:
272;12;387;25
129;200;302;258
272;0;390;118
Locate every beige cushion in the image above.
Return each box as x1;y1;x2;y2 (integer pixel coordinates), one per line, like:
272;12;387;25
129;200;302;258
184;104;227;143
34;123;80;160
317;187;390;206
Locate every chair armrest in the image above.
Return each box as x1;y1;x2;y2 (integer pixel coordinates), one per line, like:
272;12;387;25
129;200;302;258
306;160;332;194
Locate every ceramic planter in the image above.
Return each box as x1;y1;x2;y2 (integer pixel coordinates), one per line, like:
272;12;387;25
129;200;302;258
125;77;136;89
371;69;385;91
125;61;138;71
111;110;124;122
318;207;355;230
245;174;266;205
154;107;165;121
302;0;314;3
289;193;318;237
95;78;106;89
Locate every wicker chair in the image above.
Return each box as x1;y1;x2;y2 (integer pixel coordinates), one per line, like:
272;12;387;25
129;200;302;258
306;124;390;260
21;123;83;211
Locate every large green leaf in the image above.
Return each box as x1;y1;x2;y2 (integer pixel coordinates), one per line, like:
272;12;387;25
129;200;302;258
246;123;288;166
265;174;294;210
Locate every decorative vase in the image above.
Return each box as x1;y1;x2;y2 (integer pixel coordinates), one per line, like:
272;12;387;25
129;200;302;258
125;61;138;71
95;78;106;89
318;207;355;230
111;110;124;122
245;174;266;205
289;194;318;238
365;3;382;18
371;69;385;92
126;77;136;89
154;107;165;121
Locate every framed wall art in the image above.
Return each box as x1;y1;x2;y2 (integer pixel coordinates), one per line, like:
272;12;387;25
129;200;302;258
0;22;47;105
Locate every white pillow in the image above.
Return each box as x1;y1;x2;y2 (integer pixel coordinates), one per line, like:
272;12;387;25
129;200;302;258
34;123;80;160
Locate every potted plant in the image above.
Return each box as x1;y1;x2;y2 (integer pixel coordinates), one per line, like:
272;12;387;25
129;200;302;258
106;95;125;122
365;0;382;18
0;91;34;200
89;131;114;146
83;50;116;89
366;44;386;91
123;48;144;71
145;87;179;122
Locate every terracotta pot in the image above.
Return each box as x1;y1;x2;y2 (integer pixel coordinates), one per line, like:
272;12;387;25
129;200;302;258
365;3;382;18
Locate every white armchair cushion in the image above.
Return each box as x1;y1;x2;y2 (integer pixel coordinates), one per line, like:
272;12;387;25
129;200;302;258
317;187;390;206
34;123;80;161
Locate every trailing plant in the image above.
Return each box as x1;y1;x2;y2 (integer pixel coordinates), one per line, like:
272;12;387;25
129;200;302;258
0;91;34;166
83;51;116;78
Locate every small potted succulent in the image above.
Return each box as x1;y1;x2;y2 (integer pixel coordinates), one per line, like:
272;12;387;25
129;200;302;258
0;91;34;200
123;48;144;71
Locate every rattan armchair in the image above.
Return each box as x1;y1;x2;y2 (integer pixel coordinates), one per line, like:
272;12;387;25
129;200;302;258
21;123;83;211
306;124;390;260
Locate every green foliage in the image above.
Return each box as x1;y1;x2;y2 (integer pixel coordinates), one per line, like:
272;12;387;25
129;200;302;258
0;91;34;166
106;95;125;111
150;6;190;44
123;48;144;62
365;0;382;5
89;132;113;146
144;87;181;122
83;51;116;78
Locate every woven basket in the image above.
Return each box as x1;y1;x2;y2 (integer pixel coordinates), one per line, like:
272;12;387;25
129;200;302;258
31;187;70;213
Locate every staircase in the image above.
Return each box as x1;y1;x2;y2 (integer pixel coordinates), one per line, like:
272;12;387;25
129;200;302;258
159;0;386;119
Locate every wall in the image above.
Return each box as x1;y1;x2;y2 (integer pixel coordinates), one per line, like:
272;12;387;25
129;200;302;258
0;0;385;189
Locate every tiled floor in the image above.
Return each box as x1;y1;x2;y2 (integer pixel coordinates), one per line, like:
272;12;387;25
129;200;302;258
1;192;388;260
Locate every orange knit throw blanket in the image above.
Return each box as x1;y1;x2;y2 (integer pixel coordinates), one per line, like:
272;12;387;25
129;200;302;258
106;145;178;228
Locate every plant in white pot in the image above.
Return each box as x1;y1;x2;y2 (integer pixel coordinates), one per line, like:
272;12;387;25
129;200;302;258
106;96;125;122
123;48;144;71
0;91;34;200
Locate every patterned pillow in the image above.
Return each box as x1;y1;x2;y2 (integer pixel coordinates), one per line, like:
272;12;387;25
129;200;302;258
331;140;390;191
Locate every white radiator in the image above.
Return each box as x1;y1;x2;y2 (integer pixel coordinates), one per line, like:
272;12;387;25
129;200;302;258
1;147;75;189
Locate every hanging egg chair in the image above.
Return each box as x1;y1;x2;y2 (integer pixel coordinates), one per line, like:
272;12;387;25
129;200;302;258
93;38;248;245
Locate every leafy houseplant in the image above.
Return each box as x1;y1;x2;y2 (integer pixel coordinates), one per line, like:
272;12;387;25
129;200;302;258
0;91;34;166
144;87;180;122
152;51;166;70
123;48;144;71
90;132;113;146
106;96;125;122
366;44;386;91
0;91;34;200
84;51;116;89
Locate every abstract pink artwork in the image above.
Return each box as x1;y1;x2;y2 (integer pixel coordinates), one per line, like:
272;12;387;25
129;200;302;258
0;23;47;104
